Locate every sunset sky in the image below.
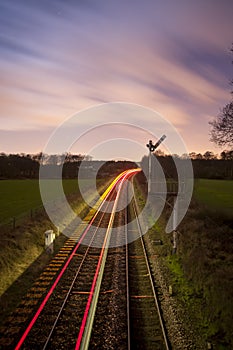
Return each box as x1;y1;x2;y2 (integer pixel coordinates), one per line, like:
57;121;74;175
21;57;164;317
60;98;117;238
0;0;233;160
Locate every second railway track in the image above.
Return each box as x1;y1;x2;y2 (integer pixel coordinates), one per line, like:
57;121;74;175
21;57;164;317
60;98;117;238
127;200;170;349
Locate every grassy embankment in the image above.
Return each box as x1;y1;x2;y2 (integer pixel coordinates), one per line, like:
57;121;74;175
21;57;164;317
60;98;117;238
177;179;233;349
0;178;110;325
135;176;233;349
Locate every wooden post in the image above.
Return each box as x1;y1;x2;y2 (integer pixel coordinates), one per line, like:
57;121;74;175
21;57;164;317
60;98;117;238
13;217;16;230
172;196;178;254
169;285;173;296
172;230;177;254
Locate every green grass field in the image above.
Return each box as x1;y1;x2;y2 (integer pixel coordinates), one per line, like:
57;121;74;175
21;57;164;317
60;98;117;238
194;179;233;217
1;178;232;224
0;179;93;223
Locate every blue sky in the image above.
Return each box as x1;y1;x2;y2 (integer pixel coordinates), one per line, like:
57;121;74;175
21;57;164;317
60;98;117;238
0;0;233;159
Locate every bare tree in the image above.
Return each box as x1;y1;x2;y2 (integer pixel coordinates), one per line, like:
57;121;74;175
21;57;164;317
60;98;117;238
210;45;233;147
210;102;233;146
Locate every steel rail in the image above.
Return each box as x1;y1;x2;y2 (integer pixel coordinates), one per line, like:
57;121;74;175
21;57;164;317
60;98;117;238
131;198;170;350
125;185;131;350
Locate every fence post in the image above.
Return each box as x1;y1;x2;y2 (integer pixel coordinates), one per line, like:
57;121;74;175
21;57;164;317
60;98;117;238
13;217;16;230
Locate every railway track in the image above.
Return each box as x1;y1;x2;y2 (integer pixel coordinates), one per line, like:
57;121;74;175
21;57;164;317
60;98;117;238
127;200;170;349
0;168;170;349
87;180;129;350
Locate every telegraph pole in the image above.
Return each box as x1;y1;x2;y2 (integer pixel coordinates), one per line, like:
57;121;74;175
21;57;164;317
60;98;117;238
172;198;178;254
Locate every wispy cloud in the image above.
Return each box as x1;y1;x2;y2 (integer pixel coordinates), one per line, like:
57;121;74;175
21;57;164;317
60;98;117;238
0;0;232;154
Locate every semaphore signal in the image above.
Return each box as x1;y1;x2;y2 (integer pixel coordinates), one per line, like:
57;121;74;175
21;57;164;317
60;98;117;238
146;135;166;152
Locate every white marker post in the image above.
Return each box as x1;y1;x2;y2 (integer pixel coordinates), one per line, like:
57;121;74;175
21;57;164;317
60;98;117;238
45;229;56;253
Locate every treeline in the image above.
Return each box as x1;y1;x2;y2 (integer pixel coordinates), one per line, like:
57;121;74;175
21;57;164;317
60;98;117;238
0;152;82;179
141;150;233;180
0;150;233;180
0;152;136;179
0;153;40;179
